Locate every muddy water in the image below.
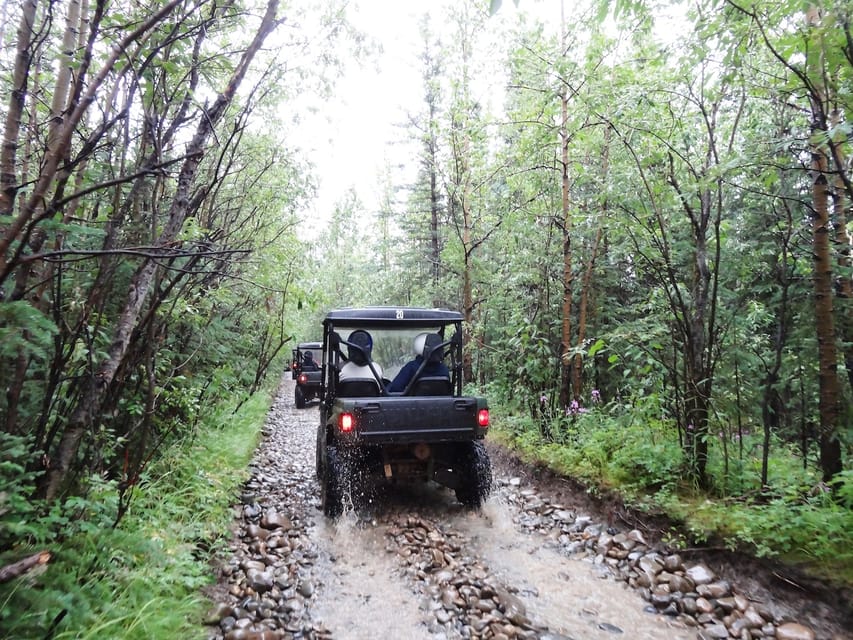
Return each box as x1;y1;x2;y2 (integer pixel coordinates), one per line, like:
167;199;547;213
285;385;695;639
309;517;436;639
451;503;694;639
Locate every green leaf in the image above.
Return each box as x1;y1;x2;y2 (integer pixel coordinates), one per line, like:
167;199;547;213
588;338;606;357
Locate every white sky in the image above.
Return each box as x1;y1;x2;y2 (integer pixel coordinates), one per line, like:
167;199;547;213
287;1;426;238
285;0;561;239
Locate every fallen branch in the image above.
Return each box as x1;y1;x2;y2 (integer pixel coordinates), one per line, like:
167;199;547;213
0;550;52;582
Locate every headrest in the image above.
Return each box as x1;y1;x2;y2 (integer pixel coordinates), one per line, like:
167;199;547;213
422;333;443;363
347;329;372;367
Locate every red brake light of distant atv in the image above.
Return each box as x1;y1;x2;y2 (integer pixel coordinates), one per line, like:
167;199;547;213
297;373;308;384
477;408;490;427
338;412;355;433
291;361;298;370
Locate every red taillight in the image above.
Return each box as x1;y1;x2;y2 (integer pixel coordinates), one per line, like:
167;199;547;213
291;361;297;370
338;412;355;433
477;408;490;427
298;373;308;384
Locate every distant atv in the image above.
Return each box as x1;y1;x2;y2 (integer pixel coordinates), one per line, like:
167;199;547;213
315;307;492;517
291;341;322;409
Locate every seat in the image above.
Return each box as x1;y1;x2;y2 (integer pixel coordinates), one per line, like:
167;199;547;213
409;333;451;395
410;376;452;396
422;333;444;363
337;378;381;397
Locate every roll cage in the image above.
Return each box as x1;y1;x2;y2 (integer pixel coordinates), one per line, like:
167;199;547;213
321;307;465;401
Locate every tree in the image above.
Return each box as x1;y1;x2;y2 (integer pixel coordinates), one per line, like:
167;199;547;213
36;0;282;501
726;0;849;481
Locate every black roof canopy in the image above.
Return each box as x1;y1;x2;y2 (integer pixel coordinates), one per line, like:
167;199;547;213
296;341;322;350
323;307;463;328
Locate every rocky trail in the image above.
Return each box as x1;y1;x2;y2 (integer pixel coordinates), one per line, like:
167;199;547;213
202;379;851;640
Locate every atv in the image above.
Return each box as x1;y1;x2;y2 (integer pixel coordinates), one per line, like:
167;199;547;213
314;307;492;517
291;341;322;409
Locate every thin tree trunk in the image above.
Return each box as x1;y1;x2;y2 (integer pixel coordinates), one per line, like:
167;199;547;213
573;221;602;401
557;0;573;407
558;87;573;407
47;0;82;151
0;0;37;214
811;154;842;481
761;201;792;488
572;133;609;401
429;108;441;290
829;109;853;392
806;6;842;482
462;199;474;384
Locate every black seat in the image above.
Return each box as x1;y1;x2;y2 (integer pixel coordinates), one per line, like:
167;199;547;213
337;378;380;397
422;333;444;363
410;376;452;396
409;333;451;395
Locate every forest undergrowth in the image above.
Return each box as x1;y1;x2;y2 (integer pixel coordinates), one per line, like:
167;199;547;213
0;390;270;640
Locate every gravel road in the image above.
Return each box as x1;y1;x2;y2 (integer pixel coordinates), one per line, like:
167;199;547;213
202;378;850;640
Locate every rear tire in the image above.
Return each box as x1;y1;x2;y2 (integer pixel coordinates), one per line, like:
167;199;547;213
321;446;344;517
454;441;492;509
315;427;323;479
295;385;306;409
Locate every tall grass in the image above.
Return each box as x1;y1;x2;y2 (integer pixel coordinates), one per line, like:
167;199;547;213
0;387;272;639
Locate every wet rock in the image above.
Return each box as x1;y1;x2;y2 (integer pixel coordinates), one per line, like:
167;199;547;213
261;509;292;531
242;559;266;573
651;585;673;605
627;529;648;546
742;606;766;628
668;574;694;593
698;624;729;640
496;588;529;626
638;554;664;576
245;524;270;541
680;596;698;615
224;630;282;640
296;579;313;598
698;580;731;599
553;509;575;523
435;607;452;623
775;622;816;640
716;596;738;612
663;554;684;572
204;602;235;625
696;597;716;614
731;615;755;636
246;569;273;593
476;597;497;613
686;563;716;586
